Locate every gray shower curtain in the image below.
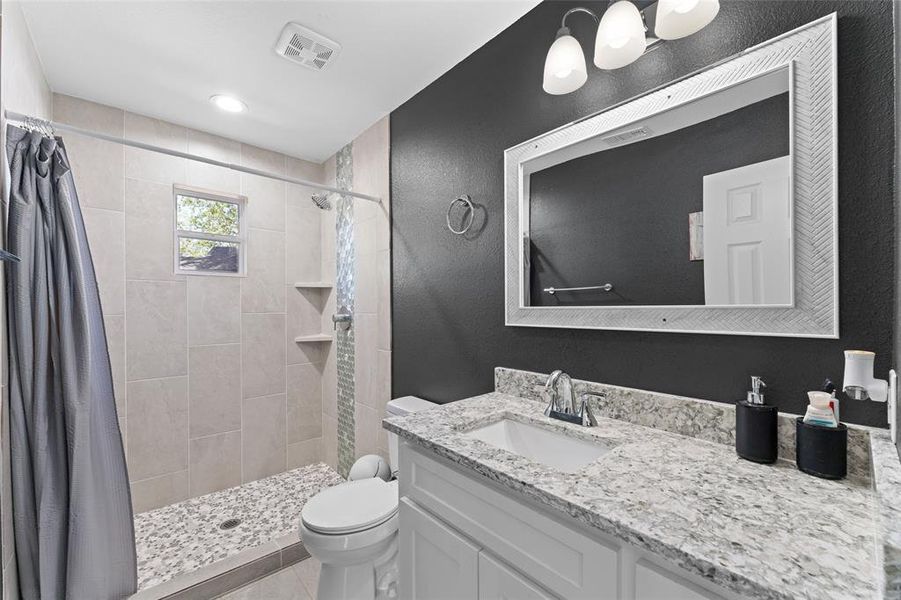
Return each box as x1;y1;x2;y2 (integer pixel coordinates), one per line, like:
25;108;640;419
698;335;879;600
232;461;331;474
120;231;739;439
5;126;137;599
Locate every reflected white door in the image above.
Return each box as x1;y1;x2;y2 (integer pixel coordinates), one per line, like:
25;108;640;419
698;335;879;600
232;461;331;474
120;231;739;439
703;156;792;306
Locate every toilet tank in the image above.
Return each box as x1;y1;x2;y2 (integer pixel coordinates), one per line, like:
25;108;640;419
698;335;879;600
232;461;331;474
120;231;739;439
386;396;436;473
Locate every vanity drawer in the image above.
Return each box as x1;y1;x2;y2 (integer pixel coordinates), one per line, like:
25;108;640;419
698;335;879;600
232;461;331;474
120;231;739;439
400;444;618;599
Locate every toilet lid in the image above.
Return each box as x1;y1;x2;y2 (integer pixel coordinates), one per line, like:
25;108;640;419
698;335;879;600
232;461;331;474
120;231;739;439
301;479;398;535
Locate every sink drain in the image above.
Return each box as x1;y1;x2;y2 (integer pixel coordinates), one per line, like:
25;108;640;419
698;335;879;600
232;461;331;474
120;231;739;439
219;518;241;530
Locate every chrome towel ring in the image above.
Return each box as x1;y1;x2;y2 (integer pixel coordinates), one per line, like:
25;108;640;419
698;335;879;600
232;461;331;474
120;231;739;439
446;195;475;235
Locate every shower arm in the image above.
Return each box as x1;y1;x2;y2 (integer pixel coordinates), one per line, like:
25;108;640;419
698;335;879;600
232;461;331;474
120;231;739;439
3;110;382;204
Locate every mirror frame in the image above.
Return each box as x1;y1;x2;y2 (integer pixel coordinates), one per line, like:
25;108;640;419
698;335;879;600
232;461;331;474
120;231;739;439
504;14;837;338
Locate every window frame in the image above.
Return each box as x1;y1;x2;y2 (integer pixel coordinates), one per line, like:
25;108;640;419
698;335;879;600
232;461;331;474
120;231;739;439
173;185;247;277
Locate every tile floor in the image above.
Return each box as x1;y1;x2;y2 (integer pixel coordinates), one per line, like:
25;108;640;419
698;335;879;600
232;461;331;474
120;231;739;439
220;557;321;599
135;463;342;590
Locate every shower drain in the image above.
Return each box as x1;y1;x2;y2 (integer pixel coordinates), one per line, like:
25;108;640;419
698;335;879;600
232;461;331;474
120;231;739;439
218;518;241;530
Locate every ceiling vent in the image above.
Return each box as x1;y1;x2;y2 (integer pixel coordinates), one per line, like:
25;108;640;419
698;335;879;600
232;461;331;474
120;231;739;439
274;23;341;72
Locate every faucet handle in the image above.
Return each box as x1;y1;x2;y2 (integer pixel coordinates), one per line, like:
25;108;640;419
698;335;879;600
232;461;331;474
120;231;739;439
578;393;603;427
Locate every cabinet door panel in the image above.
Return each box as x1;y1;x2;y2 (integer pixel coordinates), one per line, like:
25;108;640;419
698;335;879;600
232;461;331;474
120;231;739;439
399;498;480;600
635;560;727;600
479;552;557;600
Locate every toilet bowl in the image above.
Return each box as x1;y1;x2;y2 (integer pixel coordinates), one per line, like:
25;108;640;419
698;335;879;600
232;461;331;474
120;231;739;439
300;396;436;600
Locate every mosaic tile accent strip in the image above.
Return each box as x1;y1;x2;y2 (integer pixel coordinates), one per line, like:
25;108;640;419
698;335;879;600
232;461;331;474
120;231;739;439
335;143;355;477
494;366;875;484
134;463;342;590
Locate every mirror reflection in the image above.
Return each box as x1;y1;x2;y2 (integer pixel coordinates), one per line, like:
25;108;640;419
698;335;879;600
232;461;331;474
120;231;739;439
527;68;792;308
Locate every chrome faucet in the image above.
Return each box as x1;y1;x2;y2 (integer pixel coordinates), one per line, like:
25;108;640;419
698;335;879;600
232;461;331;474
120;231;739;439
543;370;598;427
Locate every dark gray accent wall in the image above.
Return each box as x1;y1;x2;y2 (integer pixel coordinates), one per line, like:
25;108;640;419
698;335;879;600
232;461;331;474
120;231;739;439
391;0;895;426
529;93;789;307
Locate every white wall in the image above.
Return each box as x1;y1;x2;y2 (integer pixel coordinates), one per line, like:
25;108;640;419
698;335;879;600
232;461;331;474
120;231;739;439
0;1;52;597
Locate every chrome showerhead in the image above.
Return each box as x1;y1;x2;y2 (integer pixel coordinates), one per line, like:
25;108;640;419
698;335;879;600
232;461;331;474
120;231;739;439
311;193;332;210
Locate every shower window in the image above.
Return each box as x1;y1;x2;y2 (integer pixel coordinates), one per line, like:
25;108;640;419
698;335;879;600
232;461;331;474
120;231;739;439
174;186;246;276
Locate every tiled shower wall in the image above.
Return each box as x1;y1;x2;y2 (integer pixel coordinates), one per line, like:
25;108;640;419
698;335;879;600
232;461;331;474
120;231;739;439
52;94;329;513
320;117;392;470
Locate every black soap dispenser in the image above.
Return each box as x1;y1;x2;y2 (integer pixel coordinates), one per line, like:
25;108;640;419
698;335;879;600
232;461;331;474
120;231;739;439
735;376;778;464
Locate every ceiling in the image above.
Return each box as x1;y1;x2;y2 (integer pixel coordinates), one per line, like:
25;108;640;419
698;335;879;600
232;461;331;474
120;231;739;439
20;0;540;162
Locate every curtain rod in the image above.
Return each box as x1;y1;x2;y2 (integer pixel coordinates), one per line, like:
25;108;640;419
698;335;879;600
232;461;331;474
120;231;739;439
3;110;381;204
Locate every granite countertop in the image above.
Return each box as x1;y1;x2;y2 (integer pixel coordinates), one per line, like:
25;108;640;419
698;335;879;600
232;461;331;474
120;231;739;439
385;392;878;600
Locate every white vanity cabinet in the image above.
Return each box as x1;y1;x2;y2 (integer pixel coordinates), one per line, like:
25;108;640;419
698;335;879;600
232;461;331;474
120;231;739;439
397;442;741;600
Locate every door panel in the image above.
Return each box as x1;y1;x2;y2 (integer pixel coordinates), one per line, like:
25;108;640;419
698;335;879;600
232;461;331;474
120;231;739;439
703;156;792;305
399;497;480;600
479;552;557;600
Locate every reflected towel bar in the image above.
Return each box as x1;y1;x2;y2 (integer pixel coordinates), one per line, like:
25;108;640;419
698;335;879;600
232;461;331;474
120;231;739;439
543;283;614;295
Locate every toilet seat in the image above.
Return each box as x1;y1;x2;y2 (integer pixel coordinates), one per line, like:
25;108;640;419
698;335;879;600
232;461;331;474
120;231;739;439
302;479;398;535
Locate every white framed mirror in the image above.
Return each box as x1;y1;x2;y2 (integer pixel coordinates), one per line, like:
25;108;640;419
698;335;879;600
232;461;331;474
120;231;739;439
504;14;837;338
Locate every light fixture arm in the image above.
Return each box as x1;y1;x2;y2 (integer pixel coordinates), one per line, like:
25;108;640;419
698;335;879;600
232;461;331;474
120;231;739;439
560;6;599;30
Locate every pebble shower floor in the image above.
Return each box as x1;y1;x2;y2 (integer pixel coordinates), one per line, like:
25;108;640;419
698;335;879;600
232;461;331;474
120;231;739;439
134;463;342;590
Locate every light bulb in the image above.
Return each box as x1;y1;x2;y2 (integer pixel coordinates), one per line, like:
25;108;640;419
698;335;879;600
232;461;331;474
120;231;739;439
655;0;719;40
542;30;588;95
594;1;646;70
210;95;247;113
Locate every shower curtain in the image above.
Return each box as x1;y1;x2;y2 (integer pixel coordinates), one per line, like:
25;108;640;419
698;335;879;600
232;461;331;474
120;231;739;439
5;126;137;599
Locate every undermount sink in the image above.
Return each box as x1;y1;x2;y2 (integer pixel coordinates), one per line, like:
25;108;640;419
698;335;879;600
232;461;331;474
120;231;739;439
463;418;610;473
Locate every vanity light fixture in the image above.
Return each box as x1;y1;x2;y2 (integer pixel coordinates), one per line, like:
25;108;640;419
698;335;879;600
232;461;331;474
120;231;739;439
542;0;720;94
655;0;720;40
209;94;247;114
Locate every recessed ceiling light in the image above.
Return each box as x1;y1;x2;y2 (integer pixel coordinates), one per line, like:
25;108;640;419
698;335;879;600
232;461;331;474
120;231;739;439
210;95;247;113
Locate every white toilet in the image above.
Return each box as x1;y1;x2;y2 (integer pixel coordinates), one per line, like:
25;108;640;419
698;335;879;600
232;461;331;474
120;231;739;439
300;396;436;600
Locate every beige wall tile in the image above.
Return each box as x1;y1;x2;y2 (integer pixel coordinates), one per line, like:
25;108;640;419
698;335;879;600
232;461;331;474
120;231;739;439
322;414;338;470
286;156;325;183
190;431;241;496
53;95;124;211
104;314;126;416
243;175;286;232
241;144;286;175
188;276;240;345
287;438;322;469
130;470;189;514
353;313;378;409
320;207;336;271
242;228;286;313
354;404;379;459
287;287;324;365
377;250;391;351
189;344;241;438
242;394;287;482
286;203;321;284
125;178;179;281
126;280;187;380
82;207;125;315
352;116;389;223
187;130;241;193
124;112;187;185
377;350;392;411
242;313;286;399
321;343;337;420
376;205;391;253
287;363;322;444
354;249;377;315
126;376;188;481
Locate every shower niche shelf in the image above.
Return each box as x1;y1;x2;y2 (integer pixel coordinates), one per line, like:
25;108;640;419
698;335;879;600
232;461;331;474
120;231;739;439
294;334;334;343
294;281;333;289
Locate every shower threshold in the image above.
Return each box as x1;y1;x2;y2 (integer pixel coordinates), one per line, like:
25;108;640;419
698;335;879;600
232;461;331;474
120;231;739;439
130;462;343;599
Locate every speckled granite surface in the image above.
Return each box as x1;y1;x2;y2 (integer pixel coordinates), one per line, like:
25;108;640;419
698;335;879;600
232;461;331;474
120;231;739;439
385;392;880;600
495;367;874;484
871;431;901;599
134;463;342;590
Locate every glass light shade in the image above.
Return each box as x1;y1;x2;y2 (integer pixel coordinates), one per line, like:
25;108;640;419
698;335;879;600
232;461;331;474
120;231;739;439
594;1;647;70
542;33;588;95
654;0;719;40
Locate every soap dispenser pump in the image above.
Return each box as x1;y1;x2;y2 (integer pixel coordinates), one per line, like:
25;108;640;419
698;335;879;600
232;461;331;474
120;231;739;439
736;376;778;464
